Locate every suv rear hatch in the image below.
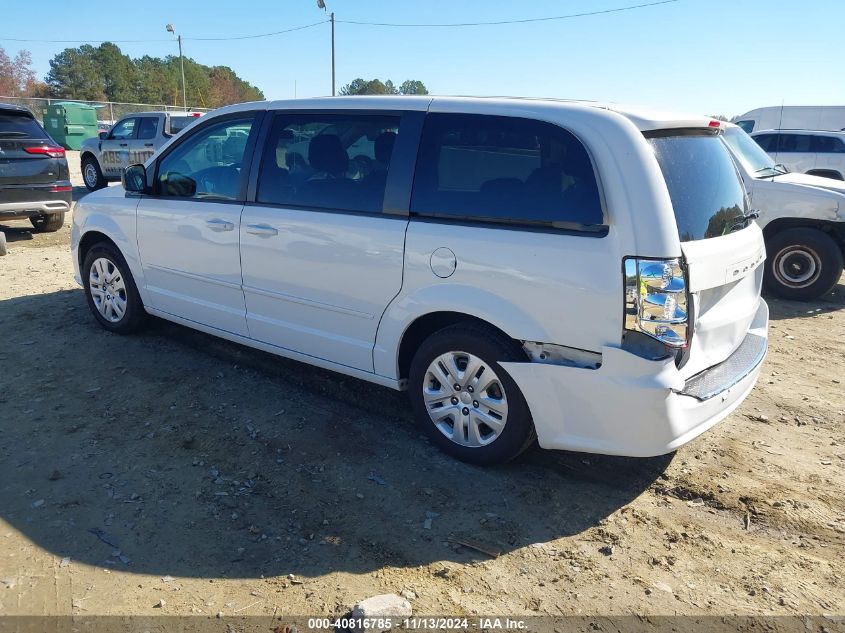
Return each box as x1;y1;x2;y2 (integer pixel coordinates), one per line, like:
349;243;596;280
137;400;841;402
648;129;765;379
0;109;70;189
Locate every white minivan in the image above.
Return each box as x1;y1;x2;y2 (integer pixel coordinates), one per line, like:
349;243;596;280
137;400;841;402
71;97;768;465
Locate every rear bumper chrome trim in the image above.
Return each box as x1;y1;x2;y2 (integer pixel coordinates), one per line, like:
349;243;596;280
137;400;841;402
0;200;71;216
678;331;767;401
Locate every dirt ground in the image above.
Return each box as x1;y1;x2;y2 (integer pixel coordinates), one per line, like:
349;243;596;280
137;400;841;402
0;174;843;623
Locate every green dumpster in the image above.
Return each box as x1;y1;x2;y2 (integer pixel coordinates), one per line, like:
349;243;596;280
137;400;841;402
41;102;99;150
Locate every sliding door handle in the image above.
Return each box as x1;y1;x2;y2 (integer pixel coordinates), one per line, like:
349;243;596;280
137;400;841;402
246;223;279;237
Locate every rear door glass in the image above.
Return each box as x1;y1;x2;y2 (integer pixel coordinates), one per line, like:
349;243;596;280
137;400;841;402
138;117;159;140
649;132;748;241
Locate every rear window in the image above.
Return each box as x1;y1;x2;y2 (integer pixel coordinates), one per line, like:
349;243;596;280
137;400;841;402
170;116;198;134
0;113;49;140
649;132;748;242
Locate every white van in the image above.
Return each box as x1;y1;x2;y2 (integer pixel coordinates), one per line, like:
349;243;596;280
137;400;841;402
721;123;845;300
734;106;845;134
71;97;768;465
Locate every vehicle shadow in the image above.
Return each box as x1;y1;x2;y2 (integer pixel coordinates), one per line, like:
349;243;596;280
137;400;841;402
765;274;845;321
0;221;35;243
0;288;672;580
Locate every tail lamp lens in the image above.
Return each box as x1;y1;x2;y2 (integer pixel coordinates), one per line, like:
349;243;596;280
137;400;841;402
624;257;689;348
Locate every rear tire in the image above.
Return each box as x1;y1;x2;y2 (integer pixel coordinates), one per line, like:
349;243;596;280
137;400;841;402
30;213;64;233
82;242;146;334
764;228;843;301
82;155;106;191
0;231;6;256
408;323;536;466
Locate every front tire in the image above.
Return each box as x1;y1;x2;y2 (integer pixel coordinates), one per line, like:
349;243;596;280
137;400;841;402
82;155;106;191
408;323;536;466
82;242;146;334
30;213;64;233
764;228;843;301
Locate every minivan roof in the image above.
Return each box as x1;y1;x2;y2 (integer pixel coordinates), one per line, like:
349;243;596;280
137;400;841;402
213;95;717;133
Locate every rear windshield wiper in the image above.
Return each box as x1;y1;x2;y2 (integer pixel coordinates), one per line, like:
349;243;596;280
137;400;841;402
0;131;29;137
728;210;760;233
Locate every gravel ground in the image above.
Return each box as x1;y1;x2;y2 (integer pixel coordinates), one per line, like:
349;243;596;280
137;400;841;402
0;178;843;623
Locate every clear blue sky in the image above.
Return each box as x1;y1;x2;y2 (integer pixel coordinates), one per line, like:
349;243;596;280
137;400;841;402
2;0;842;117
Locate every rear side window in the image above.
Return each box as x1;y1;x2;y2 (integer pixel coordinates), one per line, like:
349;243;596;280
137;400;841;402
138;117;159;140
649;132;747;242
256;113;401;213
0;113;49;140
411;114;603;228
811;135;845;153
776;133;812;153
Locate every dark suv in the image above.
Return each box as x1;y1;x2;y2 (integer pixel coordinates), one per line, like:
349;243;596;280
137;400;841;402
0;103;72;232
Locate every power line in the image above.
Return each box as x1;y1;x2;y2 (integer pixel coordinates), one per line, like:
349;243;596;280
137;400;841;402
0;20;327;44
337;0;680;27
0;1;679;45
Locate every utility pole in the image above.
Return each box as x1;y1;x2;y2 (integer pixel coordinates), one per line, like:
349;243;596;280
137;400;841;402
166;24;188;111
317;1;336;96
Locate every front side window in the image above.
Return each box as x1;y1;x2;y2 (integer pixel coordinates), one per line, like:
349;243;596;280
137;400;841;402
649;131;748;242
752;133;775;152
138;117;159;140
735;119;755;133
410;113;603;228
256;113;400;213
811;135;845;153
157;116;254;200
110;118;137;140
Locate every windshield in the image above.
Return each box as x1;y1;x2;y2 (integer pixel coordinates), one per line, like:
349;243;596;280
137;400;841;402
722;126;783;177
649;131;749;241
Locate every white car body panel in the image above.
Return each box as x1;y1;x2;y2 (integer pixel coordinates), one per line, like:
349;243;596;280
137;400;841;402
733;106;845;133
239;206;407;372
136;198;249;336
72;96;770;458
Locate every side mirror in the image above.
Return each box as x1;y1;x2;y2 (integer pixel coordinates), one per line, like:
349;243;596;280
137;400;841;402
98;131;108;140
122;164;148;193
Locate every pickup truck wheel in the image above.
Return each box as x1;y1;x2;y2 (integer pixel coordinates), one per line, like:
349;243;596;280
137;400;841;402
409;323;536;465
82;243;146;334
30;213;64;233
82;156;106;191
0;231;6;256
764;228;844;301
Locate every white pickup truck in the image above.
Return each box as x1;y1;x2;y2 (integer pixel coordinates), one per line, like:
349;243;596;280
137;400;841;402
721;122;845;300
80;111;202;191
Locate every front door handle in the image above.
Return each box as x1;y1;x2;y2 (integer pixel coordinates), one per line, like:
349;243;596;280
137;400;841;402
206;218;235;232
246;223;279;237
119;143;128;147
144;143;154;147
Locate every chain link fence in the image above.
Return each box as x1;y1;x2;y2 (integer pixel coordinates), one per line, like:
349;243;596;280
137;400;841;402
0;95;211;125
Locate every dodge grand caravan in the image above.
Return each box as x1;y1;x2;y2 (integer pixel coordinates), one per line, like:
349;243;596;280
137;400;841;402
71;97;769;465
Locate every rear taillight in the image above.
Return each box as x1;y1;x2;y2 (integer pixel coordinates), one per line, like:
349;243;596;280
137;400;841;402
24;145;65;158
49;185;72;192
624;257;689;348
